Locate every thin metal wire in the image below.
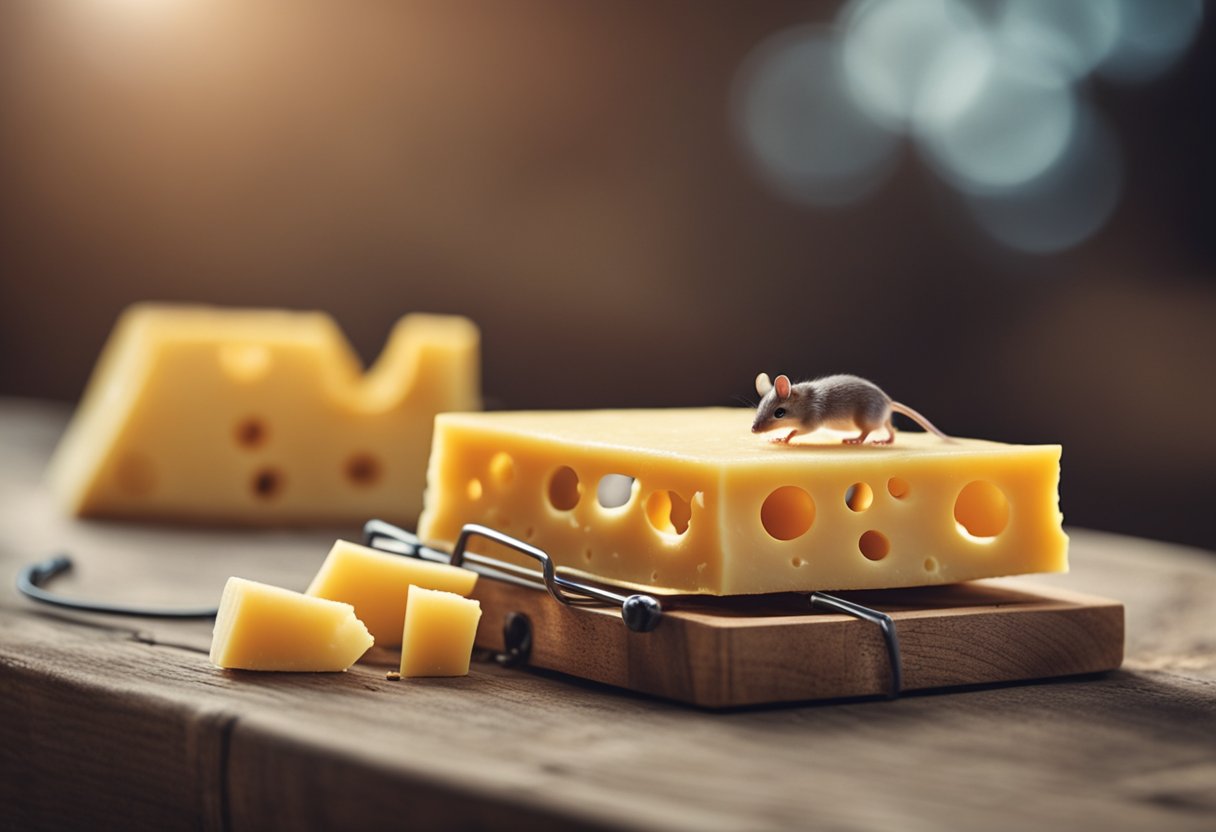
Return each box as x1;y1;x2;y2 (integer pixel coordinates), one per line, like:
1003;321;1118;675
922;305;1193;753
16;555;219;619
810;591;903;698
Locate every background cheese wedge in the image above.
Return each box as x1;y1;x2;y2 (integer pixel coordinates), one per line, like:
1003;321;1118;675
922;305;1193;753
47;304;480;525
417;408;1069;595
399;585;482;678
210;577;373;671
306;539;478;646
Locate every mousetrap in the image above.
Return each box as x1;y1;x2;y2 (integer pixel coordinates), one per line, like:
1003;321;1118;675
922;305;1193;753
364;520;1125;708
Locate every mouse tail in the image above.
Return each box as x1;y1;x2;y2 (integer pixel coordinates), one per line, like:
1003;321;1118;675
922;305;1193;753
889;402;953;441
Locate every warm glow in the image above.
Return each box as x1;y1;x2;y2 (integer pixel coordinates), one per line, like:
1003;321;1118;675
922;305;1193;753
91;0;185;12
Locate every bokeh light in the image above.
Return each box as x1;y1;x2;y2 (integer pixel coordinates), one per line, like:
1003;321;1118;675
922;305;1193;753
964;104;1122;254
841;0;983;131
1098;0;1204;83
733;0;1202;254
914;41;1076;194
996;0;1121;86
734;26;900;207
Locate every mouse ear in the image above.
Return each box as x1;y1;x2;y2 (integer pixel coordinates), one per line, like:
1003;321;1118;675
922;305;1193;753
755;373;772;396
774;374;791;400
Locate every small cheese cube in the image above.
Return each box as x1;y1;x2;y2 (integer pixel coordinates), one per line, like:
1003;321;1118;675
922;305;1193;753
305;539;478;646
399;585;482;678
210;577;373;671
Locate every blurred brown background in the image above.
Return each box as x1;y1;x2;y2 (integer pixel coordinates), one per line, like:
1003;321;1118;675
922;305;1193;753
1;1;1213;549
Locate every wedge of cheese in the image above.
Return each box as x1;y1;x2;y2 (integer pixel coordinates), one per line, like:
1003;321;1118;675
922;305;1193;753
47;304;480;525
417;409;1068;595
306;539;478;646
210;577;374;671
399;585;483;678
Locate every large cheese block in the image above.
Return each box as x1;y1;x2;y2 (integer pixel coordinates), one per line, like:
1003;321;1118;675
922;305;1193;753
47;304;480;525
306;539;478;646
210;577;374;671
417;408;1068;595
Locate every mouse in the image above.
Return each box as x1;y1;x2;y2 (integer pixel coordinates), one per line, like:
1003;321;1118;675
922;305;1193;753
751;373;951;445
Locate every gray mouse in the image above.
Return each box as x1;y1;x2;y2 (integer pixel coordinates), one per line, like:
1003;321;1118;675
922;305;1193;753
751;373;950;445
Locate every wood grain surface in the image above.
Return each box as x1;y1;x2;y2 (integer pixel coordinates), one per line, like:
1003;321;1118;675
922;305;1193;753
1;399;1214;831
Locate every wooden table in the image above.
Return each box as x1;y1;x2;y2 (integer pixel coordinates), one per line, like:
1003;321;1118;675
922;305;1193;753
2;398;1214;831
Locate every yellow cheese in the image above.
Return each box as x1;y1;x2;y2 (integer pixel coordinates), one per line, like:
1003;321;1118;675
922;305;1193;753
47;304;480;525
209;577;373;671
399;585;483;677
305;539;478;646
417;408;1068;595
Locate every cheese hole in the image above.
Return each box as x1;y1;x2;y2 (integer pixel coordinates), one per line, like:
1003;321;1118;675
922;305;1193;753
583;547;594;562
845;482;874;512
859;530;890;561
646;490;692;536
924;557;938;572
547;466;582;511
219;344;272;383
887;477;910;499
669;492;692;534
466;479;483;501
954;481;1010;540
344;453;382;487
760;486;816;541
596;474;636;509
114;453;156;496
252;467;284;500
234;417;268;449
489;453;516;487
791;557;805;568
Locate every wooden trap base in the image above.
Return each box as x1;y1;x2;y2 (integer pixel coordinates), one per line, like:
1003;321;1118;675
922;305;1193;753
470;579;1124;708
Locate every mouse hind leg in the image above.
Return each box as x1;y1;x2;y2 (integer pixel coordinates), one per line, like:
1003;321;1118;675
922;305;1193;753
845;415;893;445
843;426;873;445
872;417;897;445
846;399;896;445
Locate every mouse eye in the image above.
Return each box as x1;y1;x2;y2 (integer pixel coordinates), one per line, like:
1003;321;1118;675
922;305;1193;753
774;407;786;419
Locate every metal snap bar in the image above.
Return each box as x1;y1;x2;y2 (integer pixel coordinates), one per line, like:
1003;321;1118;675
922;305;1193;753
810;591;903;698
363;520;663;633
